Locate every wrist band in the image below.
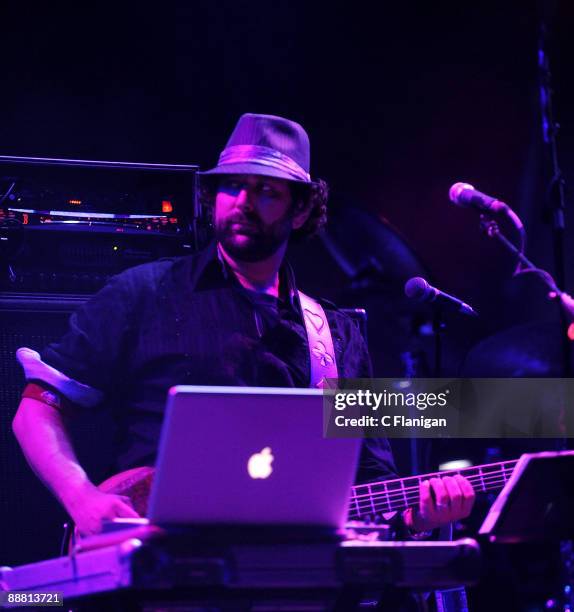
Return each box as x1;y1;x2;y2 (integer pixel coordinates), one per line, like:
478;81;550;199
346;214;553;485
22;382;69;412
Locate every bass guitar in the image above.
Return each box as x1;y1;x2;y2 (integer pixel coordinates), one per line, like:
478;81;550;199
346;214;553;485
94;458;518;521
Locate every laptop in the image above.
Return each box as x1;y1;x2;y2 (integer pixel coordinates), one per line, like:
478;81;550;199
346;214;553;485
146;385;362;529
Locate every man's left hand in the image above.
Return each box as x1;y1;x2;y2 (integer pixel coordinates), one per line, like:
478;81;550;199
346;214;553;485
403;475;475;534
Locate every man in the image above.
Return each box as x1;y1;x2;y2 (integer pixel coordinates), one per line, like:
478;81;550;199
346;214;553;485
12;113;474;537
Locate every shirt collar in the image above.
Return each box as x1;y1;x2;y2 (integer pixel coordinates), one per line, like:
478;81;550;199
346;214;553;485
196;239;298;310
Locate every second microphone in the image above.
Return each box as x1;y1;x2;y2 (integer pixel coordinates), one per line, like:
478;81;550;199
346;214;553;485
404;277;478;317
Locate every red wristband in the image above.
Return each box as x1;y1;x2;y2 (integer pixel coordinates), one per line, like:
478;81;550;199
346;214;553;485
22;382;69;412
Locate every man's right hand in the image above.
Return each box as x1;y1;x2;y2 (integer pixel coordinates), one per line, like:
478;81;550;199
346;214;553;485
12;398;141;537
66;487;140;536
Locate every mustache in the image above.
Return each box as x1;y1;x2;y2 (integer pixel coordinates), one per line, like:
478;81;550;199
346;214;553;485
225;214;261;227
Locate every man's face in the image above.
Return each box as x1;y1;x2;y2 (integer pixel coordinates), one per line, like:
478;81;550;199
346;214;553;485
214;174;298;262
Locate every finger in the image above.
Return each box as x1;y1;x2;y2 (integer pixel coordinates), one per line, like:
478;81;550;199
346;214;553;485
442;475;464;516
418;479;432;523
118;495;136;510
413;480;434;522
114;500;140;518
430;477;449;517
80;516;104;537
76;523;94;538
455;474;476;516
406;481;431;532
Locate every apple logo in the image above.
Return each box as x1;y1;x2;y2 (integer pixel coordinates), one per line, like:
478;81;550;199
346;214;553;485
247;447;274;479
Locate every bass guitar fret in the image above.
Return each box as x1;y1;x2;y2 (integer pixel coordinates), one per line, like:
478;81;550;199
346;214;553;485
368;484;375;515
349;458;520;518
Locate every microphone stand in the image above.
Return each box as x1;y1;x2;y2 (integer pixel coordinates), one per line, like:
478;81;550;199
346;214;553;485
432;308;445;378
479;215;574;612
538;22;573;611
538;22;571;380
401;310;445;478
479;216;574;336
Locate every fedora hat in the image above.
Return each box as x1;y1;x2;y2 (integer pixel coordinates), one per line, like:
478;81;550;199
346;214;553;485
201;113;312;184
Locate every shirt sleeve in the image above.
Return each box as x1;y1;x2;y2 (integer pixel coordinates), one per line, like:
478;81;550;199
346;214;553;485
17;272;136;407
356;437;399;484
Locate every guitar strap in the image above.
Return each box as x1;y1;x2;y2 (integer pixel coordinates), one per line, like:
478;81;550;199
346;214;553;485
297;290;339;388
218;246;339;388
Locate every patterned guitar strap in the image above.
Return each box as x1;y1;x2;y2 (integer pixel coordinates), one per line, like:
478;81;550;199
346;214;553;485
297;290;339;388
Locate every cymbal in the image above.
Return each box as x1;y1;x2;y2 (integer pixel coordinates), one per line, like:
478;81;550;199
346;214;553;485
462;320;573;377
288;205;442;378
322;205;429;288
287;205;430;307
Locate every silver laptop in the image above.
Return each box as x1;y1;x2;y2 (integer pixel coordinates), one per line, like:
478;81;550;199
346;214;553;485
147;386;361;528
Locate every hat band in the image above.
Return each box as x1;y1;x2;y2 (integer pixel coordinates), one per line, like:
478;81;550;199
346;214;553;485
217;145;311;182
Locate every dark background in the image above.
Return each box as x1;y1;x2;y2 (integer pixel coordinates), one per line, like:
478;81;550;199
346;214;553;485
1;1;573;603
2;1;573;328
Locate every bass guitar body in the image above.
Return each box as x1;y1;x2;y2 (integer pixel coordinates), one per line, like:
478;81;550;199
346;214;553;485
97;466;156;518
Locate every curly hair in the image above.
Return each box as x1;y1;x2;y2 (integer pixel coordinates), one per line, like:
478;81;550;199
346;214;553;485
288;178;329;242
198;176;329;243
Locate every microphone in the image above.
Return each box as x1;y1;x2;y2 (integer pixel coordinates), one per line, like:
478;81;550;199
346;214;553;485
449;182;508;213
449;181;525;236
404;277;478;317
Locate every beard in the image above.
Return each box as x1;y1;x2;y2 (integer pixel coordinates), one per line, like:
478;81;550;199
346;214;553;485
215;210;293;262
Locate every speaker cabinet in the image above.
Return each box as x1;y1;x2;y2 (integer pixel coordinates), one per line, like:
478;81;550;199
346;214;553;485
0;292;114;565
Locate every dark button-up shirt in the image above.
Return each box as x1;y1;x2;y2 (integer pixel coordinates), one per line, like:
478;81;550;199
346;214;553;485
38;242;396;481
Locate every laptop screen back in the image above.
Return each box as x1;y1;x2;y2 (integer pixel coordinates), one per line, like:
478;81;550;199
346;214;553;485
147;386;361;528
